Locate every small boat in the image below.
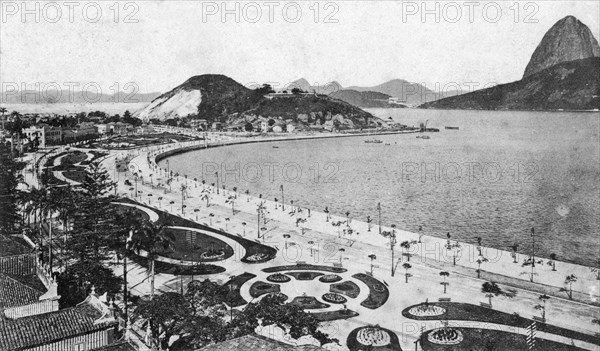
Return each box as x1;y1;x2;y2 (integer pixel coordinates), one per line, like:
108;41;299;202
272;146;279;148
416;135;430;139
445;126;459;130
364;139;383;144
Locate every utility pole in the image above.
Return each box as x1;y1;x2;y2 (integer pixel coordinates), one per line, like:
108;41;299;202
280;184;285;211
377;202;382;235
215;171;219;194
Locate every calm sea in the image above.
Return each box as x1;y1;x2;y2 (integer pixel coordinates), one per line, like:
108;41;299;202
160;109;600;266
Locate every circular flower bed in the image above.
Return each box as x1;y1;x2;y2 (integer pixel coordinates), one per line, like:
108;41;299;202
267;273;291;283
427;328;463;345
319;274;342;283
246;253;268;262
373;284;385;292
408;304;446;317
356;327;391;347
322;293;347;304
200;250;225;259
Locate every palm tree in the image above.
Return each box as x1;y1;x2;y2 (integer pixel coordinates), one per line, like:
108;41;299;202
548;253;557;271
440;271;450;293
535;294;550;321
476;256;489;279
482;281;507;307
403;263;412;283
400;240;416;262
561;274;577;300
0;106;7;130
129;220;173;299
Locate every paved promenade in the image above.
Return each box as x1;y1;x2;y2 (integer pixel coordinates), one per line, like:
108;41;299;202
22;134;598;350
91;135;600;350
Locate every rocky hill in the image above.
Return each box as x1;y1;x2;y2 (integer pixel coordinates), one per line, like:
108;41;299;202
135;75;384;129
420;16;600;111
524;16;600;78
420;58;600;110
284;78;343;95
330;90;406;108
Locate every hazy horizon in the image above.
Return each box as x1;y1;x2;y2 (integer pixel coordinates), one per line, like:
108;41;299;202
1;1;599;96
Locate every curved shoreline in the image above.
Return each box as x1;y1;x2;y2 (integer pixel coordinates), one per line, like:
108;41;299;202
121;134;599;306
153;129;421;164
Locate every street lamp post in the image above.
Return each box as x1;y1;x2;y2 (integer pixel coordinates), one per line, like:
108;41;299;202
215;171;219;194
390;225;397;277
368;254;377;276
280;185;285;211
377;202;382;235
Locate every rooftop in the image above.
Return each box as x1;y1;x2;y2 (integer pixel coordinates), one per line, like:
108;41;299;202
0;235;33;257
0;302;118;350
0;273;44;309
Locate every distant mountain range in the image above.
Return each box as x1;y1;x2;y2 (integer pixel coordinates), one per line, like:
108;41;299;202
422;16;600;111
346;79;462;106
135;74;385;130
1;90;161;104
330;90;406;108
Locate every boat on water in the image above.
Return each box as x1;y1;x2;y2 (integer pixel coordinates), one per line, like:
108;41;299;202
445;126;459;130
272;146;279;148
416;135;431;139
364;139;383;144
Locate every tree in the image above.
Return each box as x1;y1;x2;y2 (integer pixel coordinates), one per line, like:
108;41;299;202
400;240;416;262
439;271;450;293
57;260;122;308
244;122;253;132
547;253;557;271
476;256;489;279
0;106;7;129
134;292;192;350
129;219;174;298
535;294;550;321
403;263;412;283
560;274;577;300
0;144;24;232
480;281;515;308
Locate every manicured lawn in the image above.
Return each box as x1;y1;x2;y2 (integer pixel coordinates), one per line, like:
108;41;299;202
127;255;225;275
117;199;277;264
289;296;330;310
421;328;587;351
313;309;359;322
263;263;347;273
156;227;234;263
319;274;343;283
402;302;600;346
286;271;324;281
346;326;402;351
249;281;281;298
352;273;389;309
330;281;360;299
222;272;257;307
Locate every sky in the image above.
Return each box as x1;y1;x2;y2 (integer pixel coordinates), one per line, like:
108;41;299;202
1;0;599;95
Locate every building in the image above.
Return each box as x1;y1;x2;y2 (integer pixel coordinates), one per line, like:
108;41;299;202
96;124;109;135
63;122;98;142
0;234;135;351
0;234;59;319
22;125;62;148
